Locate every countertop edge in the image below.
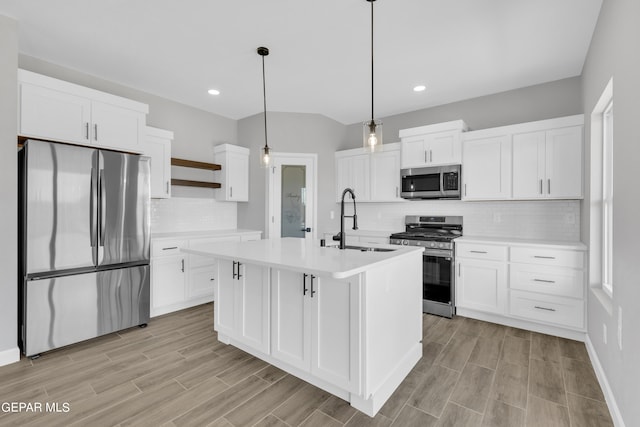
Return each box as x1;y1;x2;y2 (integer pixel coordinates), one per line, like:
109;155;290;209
456;236;587;250
151;229;262;240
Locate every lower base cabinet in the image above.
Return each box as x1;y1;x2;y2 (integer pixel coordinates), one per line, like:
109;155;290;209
456;258;507;314
271;269;355;392
215;259;270;354
151;255;186;309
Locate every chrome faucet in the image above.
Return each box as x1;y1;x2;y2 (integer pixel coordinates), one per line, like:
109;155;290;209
338;188;358;249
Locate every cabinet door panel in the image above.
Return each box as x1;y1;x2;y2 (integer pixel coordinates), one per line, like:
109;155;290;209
462;135;510;199
188;266;216;299
227;152;249;201
271;269;311;371
370;149;401;201
91;100;143;151
20;83;91;144
152;256;185;308
311;276;353;390
400;137;426;168
237;263;269;353
512;131;545;198
428;131;460;165
215;260;236;336
144;135;171;198
545;126;583;198
457;259;506;314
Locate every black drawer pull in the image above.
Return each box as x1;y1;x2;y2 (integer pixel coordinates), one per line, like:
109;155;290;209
232;261;237;279
303;273;308;296
470;250;487;254
534;305;556;312
533;279;556;283
236;262;242;279
534;255;556;259
162;246;178;250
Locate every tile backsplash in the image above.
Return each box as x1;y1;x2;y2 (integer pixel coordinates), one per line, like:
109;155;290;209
151;197;237;233
352;200;581;242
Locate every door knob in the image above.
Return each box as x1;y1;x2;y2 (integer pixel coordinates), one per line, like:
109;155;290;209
301;227;312;232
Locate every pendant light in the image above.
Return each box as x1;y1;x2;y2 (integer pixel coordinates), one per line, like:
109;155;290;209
363;0;382;152
258;46;271;167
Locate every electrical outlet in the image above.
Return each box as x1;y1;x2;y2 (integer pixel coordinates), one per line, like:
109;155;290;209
493;213;502;223
617;307;623;350
603;324;607;344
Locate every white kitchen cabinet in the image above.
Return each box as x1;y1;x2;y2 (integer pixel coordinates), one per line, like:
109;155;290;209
456;258;507;315
512;126;583;199
18;69;148;152
370;148;402;201
462;133;511;200
144;126;172;199
214;144;250;202
334;143;402;202
215;259;270;354
335;152;370;202
399;120;468;168
151;255;186;312
271;268;357;392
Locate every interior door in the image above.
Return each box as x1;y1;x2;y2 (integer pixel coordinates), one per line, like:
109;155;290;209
269;154;316;240
25;140;97;275
98;151;150;266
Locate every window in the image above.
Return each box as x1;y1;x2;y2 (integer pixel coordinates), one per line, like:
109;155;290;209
602;100;613;296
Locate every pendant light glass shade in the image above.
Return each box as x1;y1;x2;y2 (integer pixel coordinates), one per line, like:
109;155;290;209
363;119;383;152
258;46;271;168
363;0;382;152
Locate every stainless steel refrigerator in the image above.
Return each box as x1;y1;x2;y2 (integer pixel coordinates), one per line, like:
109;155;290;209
19;139;151;357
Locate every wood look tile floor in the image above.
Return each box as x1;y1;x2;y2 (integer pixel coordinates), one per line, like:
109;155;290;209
0;304;615;426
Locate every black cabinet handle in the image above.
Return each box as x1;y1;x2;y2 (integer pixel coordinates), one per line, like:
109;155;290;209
232;261;237;279
303;273;308;295
310;275;316;297
181;259;184;272
237;262;242;279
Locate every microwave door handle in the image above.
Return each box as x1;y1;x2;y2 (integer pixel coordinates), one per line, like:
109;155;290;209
440;171;446;196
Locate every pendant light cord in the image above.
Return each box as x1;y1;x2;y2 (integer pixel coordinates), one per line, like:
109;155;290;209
370;0;374;123
262;54;268;149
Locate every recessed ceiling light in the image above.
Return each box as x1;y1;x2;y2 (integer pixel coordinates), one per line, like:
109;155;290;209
413;85;426;92
207;89;220;95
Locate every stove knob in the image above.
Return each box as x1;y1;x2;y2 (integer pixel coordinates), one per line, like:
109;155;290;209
402;240;409;246
430;242;436;248
438;242;444;248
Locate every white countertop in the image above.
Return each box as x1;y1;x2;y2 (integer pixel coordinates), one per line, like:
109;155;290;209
456;235;587;250
151;229;262;240
182;237;423;279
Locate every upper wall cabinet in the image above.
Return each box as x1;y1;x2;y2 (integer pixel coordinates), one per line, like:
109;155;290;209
462;115;584;201
512;126;583;199
18;69;148;153
399;120;468;168
213;144;250;202
335;143;402;202
143;126;173;199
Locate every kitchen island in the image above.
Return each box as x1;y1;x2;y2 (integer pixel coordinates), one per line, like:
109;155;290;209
183;237;423;417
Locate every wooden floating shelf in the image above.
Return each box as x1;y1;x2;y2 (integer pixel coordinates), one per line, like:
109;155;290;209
171;179;221;189
171;157;221;171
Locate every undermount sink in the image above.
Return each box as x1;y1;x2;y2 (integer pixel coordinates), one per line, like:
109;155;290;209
344;245;397;252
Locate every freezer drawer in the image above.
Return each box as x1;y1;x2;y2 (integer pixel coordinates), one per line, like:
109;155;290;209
23;265;149;356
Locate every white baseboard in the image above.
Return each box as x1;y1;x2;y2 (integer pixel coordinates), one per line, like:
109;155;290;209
0;347;20;367
585;335;626;427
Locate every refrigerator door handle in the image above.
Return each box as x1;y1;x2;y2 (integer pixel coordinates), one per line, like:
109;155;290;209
99;169;106;247
90;168;97;247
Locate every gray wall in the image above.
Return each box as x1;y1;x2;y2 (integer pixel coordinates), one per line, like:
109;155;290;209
581;0;640;425
19;55;238;198
237;112;346;236
0;15;18;358
343;77;583;149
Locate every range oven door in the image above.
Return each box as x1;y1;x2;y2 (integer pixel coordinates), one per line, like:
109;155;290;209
422;248;455;318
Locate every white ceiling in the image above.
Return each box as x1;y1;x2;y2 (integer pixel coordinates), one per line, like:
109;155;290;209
0;0;602;124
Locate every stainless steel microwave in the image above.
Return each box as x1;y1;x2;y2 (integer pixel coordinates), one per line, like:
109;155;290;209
400;165;461;200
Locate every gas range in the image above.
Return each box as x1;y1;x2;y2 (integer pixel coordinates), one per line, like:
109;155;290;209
389;216;463;250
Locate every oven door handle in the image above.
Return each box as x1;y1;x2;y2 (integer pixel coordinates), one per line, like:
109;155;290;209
422;249;453;258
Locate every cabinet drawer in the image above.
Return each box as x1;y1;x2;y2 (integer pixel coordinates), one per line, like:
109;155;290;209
509;290;584;329
151;239;186;257
456;243;507;261
510;247;584;268
510;264;584;298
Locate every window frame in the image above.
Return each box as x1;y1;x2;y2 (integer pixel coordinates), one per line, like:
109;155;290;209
601;99;614;297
